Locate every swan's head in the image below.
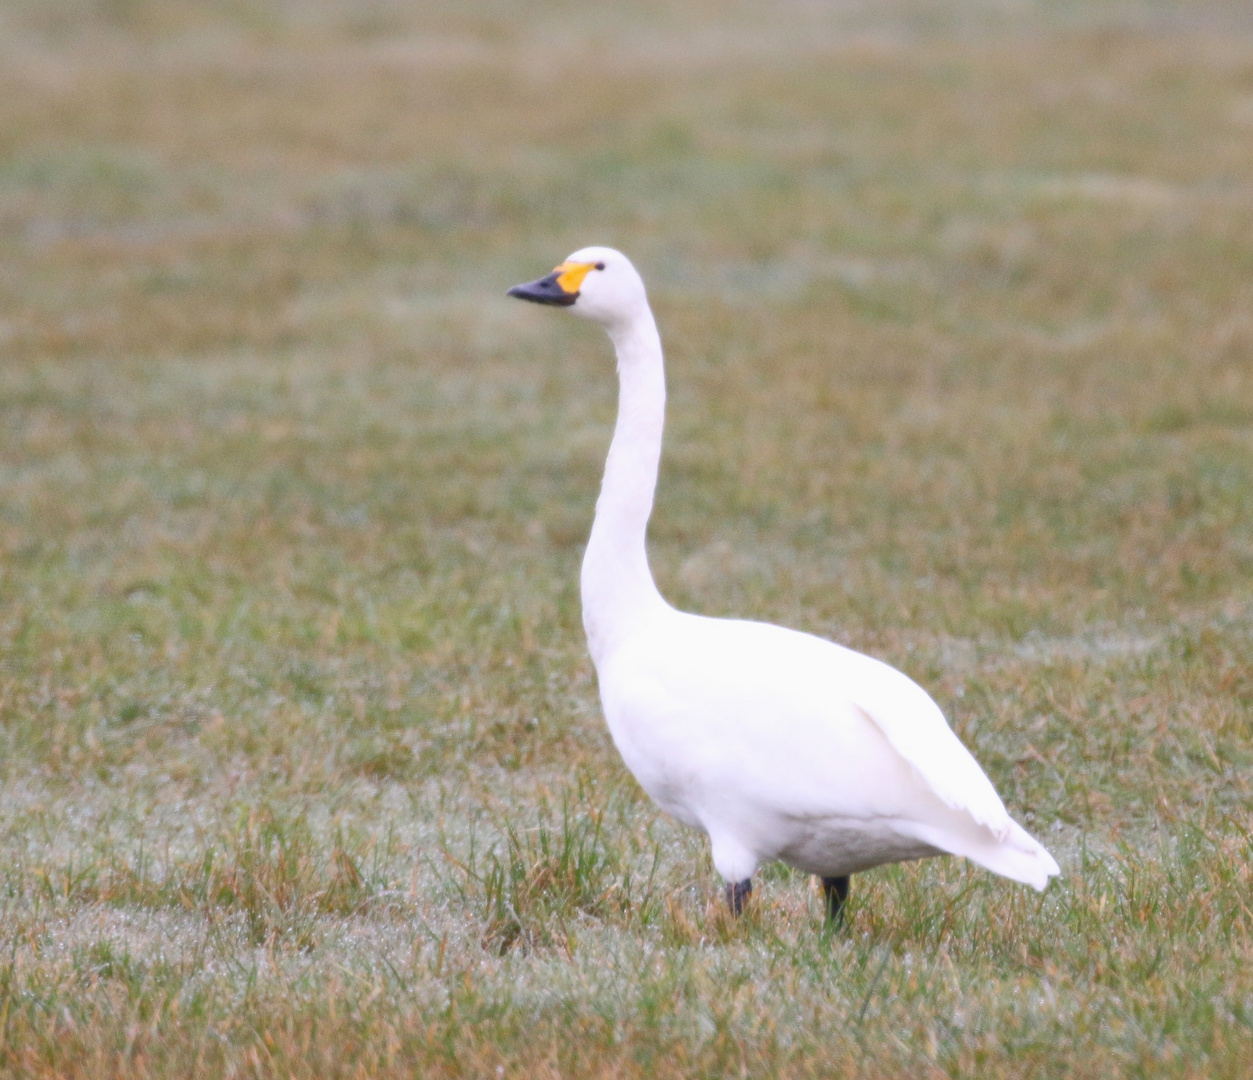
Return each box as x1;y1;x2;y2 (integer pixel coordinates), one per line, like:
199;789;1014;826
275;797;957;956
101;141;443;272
508;246;646;328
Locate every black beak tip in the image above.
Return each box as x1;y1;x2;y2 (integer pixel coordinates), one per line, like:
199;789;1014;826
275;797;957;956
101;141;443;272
507;272;578;306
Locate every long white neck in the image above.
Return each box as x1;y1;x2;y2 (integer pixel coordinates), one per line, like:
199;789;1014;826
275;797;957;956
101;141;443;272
581;305;669;665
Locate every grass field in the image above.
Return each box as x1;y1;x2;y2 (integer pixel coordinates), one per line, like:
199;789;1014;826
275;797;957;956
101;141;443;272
2;0;1253;1075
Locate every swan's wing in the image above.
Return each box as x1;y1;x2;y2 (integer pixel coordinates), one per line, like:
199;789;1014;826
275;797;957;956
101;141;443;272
847;656;1013;840
633;616;1013;835
823;647;1060;888
846;658;1061;888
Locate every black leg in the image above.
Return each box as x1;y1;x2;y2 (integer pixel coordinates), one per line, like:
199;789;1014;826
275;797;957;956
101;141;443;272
821;875;850;927
725;878;752;915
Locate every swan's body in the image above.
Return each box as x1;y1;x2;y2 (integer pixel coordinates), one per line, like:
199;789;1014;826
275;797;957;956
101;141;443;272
509;247;1059;918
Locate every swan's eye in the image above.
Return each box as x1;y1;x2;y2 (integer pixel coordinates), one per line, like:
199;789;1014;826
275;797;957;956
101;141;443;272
595;261;605;271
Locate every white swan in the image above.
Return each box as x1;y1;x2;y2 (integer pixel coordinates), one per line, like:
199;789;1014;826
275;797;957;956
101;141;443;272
508;247;1060;923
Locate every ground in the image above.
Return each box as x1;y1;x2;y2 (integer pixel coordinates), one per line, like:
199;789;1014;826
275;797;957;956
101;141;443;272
1;0;1252;1076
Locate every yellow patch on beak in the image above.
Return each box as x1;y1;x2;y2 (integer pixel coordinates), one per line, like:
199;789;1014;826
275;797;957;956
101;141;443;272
554;261;598;295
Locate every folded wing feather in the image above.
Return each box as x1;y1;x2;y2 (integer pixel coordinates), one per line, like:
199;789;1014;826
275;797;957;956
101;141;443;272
846;658;1014;841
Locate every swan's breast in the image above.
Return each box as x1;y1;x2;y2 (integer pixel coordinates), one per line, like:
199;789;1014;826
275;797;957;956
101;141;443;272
596;661;707;829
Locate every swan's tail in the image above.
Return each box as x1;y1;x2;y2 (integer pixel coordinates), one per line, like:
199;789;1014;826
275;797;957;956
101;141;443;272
907;817;1061;891
959;819;1060;891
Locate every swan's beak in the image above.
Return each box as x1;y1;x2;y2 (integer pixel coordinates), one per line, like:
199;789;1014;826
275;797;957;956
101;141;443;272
507;261;597;307
507;271;577;306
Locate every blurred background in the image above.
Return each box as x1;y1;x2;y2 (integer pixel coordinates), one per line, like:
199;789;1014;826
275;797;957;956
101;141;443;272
2;1;1252;1075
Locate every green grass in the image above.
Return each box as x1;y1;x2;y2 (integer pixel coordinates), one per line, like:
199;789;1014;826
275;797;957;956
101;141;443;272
2;0;1253;1075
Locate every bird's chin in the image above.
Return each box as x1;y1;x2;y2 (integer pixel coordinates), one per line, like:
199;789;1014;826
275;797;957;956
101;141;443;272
566;301;603;322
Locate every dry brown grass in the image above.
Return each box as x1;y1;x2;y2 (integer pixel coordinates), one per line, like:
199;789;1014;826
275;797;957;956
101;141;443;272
2;0;1253;1076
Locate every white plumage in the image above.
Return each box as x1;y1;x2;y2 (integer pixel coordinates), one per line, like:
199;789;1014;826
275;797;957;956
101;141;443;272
508;246;1059;918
